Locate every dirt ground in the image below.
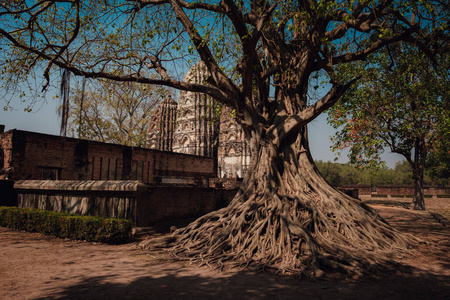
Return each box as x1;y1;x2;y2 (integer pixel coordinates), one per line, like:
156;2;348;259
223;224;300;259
1;204;449;300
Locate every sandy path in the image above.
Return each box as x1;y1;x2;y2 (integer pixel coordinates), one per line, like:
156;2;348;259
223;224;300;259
1;205;449;299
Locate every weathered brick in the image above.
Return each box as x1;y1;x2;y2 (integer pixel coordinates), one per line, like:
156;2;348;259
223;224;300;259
0;129;215;185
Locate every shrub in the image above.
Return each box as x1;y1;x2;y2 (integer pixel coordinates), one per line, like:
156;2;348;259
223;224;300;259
0;207;132;244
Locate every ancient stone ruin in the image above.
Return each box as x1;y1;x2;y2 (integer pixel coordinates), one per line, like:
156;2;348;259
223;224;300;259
145;62;251;179
0;62;253;224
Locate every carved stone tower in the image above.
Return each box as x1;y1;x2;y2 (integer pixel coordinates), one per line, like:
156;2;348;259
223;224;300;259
218;105;251;178
145;62;251;178
146;96;178;151
172;62;219;157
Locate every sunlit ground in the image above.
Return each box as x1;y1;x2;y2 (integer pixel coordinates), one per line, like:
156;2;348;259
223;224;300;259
363;196;450;220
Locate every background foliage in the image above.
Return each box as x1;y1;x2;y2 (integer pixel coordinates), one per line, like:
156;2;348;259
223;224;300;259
316;160;449;187
65;78;171;147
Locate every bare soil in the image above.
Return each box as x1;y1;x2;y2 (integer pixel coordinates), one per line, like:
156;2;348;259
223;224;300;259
1;203;449;300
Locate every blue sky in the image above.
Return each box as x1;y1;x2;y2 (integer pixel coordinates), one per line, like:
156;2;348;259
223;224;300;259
0;93;404;169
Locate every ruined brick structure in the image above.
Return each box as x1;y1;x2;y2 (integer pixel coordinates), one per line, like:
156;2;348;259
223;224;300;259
14;180;237;226
146;62;251;178
0;129;215;186
0;127;237;225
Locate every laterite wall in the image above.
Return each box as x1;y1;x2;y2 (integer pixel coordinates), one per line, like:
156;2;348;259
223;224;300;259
14;180;238;227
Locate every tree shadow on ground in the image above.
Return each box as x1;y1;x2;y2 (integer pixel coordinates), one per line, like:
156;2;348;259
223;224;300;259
37;265;450;300
39;205;450;300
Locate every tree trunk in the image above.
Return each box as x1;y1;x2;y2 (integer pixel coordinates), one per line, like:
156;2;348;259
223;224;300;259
140;126;413;278
412;166;426;210
411;137;426;211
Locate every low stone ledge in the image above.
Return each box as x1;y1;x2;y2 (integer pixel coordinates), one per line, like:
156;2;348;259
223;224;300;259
14;180;148;192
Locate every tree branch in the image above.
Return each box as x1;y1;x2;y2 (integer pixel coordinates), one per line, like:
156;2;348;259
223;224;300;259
42;0;82;91
328;25;420;67
136;0;224;13
168;0;239;103
273;77;360;145
325;0;395;41
220;0;276;123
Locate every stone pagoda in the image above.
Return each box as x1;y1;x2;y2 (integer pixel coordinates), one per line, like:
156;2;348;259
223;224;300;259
145;62;251;178
172;61;220;157
146;96;178;151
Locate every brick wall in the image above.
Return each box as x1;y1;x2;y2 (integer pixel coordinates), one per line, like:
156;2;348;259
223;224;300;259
14;180;238;227
375;185;450;196
339;185;450;197
136;187;236;227
0;129;215;185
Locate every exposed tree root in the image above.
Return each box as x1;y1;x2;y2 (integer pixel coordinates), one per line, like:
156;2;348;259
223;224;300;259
139;188;415;278
139;148;416;279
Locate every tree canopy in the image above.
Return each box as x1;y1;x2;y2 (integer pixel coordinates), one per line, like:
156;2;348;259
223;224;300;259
66;78;170;147
2;0;447;119
1;0;448;278
328;42;449;209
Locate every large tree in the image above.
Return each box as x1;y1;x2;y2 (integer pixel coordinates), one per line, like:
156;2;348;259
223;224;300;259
0;0;448;277
66;78;170;147
328;44;449;210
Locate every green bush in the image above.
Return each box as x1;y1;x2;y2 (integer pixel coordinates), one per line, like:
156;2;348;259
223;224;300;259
0;207;132;244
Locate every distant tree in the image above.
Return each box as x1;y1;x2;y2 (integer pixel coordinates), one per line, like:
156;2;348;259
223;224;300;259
329;44;449;210
392;161;414;185
316;160;416;186
66;79;170;147
315;160;343;186
425;153;450;187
